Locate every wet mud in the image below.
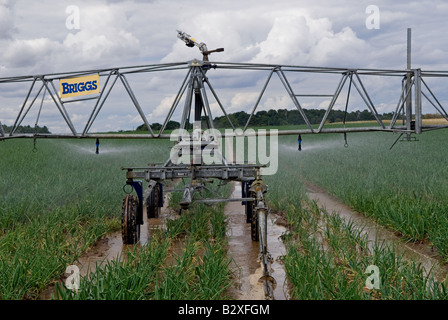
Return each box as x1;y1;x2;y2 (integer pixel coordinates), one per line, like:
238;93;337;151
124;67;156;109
39;193;172;300
306;182;448;283
41;181;290;300
225;182;289;300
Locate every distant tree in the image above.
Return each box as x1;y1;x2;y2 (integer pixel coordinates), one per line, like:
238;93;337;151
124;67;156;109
137;120;180;132
138;108;396;130
233;111;250;127
1;124;50;134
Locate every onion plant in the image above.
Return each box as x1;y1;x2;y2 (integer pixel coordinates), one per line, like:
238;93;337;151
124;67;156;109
0;138;170;299
53;179;233;300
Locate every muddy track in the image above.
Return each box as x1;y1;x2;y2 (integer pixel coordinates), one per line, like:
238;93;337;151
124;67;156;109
40;176;448;300
39;192;173;300
40;180;289;300
225;182;289;300
305;181;448;282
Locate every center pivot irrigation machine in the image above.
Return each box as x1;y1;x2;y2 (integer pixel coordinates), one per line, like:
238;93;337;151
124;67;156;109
2;29;448;299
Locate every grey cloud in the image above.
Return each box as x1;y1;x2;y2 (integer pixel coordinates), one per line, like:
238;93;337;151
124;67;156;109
2;0;448;132
0;1;15;39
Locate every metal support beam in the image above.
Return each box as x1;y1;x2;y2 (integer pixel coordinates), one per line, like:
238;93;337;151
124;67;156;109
414;69;422;134
82;70;115;135
119;73;155;136
159;68;192;136
12;82;45;134
3;59;448;141
317;73;349;132
244;68;276;132
10;78;37;136
277;69;314;132
405;28;413;140
420;77;448;120
202;76;235;130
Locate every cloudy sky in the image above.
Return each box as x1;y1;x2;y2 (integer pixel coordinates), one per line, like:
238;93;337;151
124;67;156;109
1;0;448;133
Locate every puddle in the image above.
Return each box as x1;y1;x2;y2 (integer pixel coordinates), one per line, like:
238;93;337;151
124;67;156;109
225;182;289;300
39;192;173;300
40;180;290;300
306;183;448;283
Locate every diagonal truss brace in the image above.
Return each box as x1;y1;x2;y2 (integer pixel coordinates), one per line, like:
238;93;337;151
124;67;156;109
2;62;448;140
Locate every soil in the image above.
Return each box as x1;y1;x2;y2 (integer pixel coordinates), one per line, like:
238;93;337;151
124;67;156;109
39;177;448;300
225;182;289;300
39;179;290;300
38;192;173;300
305;180;448;283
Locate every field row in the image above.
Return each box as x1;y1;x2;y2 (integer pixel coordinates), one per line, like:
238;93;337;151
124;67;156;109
276;130;448;259
265;128;448;298
55;180;233;300
2;130;448;299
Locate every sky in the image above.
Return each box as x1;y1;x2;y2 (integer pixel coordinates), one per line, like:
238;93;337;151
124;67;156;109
1;0;448;133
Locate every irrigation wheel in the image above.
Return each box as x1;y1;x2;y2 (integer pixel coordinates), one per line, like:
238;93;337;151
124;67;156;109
244;182;253;223
250;203;259;242
244;182;259;241
121;194;140;244
147;183;161;219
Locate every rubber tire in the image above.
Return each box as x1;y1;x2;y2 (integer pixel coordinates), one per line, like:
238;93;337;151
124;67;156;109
244;182;258;242
121;194;140;244
147;183;161;219
244;182;253;224
251;206;259;242
248;194;259;242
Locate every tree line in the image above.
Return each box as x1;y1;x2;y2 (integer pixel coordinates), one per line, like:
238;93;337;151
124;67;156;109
213;108;396;128
1;124;50;134
137;108;395;131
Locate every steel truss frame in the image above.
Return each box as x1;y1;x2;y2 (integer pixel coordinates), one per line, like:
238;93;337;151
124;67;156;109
3;59;448;299
2;60;448;141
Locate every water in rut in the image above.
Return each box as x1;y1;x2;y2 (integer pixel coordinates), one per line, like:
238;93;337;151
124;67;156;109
306;183;448;283
40;182;289;300
225;182;289;300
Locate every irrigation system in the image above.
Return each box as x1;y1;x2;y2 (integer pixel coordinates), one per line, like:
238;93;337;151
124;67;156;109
2;29;448;299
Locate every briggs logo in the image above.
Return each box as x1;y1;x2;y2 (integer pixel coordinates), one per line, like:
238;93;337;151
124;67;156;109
61;80;98;94
60;74;100;99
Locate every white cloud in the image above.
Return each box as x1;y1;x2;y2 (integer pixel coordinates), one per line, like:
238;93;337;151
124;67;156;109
251;11;369;67
228;92;258;114
2;0;448;133
3;38;62;69
0;0;14;39
62;5;140;65
152;95;176;118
